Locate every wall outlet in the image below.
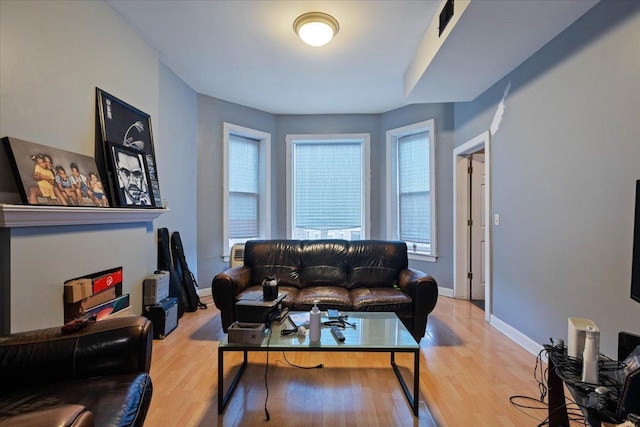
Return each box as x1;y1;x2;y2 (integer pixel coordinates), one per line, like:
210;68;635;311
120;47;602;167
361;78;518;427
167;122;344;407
494;214;500;226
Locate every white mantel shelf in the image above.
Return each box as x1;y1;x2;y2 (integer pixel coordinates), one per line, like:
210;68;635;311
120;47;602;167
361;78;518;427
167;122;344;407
0;204;168;228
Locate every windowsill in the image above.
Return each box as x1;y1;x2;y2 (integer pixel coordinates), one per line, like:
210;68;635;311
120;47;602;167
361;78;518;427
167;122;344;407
0;203;168;228
408;252;437;263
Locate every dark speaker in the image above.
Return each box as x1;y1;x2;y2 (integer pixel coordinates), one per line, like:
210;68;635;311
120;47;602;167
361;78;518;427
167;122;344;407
144;297;178;339
618;331;640;361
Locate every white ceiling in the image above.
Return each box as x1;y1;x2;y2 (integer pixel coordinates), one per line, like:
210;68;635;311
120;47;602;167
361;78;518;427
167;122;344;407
106;0;599;115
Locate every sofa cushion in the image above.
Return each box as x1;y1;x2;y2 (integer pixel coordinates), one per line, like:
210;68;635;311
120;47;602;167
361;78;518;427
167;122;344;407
294;286;352;310
348;241;408;288
351;287;413;315
298;240;349;288
245;240;303;288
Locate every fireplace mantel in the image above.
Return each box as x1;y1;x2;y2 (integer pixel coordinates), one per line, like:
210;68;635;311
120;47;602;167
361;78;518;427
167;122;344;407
0;203;167;228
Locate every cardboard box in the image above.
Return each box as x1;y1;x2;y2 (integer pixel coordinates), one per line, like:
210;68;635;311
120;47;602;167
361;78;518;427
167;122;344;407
64;287;118;322
64;267;123;303
228;322;266;344
64;278;93;303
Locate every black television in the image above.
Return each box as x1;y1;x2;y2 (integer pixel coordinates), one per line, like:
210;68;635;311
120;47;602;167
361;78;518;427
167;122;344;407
632;180;640;303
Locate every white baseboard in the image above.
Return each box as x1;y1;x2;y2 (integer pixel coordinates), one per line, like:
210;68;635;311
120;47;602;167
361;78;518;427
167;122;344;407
490;314;545;359
439;287;454;298
197;287;212;297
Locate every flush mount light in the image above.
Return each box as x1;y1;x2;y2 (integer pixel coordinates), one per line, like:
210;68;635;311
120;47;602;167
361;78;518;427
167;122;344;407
293;12;340;47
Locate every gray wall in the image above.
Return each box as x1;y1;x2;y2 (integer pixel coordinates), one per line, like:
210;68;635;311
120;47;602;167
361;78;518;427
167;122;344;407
0;0;197;331
197;105;456;291
274;114;381;238
380;104;456;289
196;95;277;286
454;0;640;356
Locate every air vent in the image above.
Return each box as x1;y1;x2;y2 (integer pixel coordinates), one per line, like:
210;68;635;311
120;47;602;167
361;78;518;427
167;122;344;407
230;244;245;268
439;0;454;37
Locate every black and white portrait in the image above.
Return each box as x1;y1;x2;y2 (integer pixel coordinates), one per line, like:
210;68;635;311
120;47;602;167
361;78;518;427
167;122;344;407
109;143;152;207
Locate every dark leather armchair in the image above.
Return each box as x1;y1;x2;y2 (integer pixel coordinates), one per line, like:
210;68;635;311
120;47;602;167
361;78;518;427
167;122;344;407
0;316;153;427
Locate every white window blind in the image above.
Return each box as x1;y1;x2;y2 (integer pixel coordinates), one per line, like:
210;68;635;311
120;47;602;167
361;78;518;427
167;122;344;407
386;119;436;261
287;134;370;240
295;142;361;230
229;134;259;238
398;131;430;243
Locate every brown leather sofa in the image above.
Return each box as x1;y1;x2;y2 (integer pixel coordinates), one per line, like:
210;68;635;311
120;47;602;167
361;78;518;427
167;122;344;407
212;239;438;340
0;316;153;427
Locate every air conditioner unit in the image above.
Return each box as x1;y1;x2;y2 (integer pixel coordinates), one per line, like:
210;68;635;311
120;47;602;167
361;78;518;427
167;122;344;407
230;244;245;268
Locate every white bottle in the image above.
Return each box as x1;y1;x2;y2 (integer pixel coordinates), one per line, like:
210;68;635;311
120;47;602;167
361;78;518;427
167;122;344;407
582;325;600;384
309;301;321;343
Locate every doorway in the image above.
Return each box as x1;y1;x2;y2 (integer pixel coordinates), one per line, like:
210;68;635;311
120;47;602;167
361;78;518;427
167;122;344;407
453;131;492;321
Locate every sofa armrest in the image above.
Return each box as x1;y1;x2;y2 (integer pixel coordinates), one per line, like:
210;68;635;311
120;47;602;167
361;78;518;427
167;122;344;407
397;268;439;338
211;266;253;332
0;405;95;427
0;316;152;393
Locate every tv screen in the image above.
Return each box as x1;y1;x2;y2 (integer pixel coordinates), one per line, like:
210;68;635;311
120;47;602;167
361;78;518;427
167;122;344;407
632;180;640;303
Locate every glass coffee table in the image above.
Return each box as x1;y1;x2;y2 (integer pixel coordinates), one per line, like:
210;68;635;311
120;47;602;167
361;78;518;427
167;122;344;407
218;311;420;416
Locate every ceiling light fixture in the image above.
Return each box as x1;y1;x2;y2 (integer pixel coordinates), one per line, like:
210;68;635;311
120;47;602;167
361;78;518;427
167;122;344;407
293;12;339;47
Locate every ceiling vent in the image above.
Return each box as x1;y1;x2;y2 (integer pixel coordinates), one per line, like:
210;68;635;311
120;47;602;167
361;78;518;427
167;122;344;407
439;0;454;37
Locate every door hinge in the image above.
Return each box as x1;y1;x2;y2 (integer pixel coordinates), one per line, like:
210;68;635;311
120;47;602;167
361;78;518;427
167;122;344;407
467;272;473;279
468;165;473;174
467;219;473;226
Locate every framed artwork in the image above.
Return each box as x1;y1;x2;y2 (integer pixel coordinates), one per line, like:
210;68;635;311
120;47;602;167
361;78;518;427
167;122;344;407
96;88;162;207
1;136;109;207
106;142;154;208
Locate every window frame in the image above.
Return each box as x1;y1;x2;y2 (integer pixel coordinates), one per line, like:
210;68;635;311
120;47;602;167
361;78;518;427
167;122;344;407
285;133;371;240
386;119;437;262
222;122;271;260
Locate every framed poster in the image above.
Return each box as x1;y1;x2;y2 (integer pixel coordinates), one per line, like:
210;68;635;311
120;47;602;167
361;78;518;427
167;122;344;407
2;136;109;207
106;142;154;207
96;88;162;207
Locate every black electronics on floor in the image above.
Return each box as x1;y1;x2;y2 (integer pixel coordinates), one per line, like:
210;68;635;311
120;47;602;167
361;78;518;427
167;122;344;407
143;297;178;339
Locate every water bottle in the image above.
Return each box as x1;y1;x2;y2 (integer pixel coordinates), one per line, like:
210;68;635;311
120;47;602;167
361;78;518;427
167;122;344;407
309;300;321;343
582;325;599;384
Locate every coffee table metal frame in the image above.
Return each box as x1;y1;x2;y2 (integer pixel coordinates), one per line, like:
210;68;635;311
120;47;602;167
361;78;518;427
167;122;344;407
218;311;420;416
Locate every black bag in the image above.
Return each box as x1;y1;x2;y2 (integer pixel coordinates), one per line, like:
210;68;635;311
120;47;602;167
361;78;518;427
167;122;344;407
157;227;187;318
171;231;207;312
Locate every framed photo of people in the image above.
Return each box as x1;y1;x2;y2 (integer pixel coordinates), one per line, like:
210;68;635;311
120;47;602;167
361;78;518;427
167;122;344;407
105;142;154;207
1;136;110;207
96;88;162;207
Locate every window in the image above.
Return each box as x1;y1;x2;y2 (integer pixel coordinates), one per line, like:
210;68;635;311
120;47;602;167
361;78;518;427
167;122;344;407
223;123;271;258
386;120;437;261
286;134;370;240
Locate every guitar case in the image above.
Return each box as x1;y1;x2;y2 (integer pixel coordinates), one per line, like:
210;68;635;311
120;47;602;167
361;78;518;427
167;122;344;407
157;227;187;318
171;231;207;311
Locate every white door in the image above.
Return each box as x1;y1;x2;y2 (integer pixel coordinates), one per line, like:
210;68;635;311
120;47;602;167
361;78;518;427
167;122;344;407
470;153;485;300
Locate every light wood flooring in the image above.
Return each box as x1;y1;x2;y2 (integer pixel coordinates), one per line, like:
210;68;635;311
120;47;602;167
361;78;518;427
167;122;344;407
144;295;568;426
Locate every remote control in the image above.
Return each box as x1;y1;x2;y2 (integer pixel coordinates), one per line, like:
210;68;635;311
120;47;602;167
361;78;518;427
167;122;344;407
331;326;345;342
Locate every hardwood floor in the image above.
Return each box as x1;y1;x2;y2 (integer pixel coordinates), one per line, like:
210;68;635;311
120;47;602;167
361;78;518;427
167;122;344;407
144;295;562;426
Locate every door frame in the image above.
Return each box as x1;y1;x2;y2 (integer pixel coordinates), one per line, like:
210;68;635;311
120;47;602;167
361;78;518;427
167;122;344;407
453;131;492;321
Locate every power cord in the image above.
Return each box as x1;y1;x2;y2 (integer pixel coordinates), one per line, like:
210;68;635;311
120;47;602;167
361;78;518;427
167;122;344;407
264;326;272;421
279;352;323;369
509;346;587;426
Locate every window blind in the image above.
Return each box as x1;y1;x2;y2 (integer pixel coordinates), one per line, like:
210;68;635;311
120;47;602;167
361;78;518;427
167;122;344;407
398;132;430;243
294;142;362;230
229;134;259;238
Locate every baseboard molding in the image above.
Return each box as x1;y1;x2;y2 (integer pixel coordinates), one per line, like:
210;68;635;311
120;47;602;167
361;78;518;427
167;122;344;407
197;287;212;297
490;314;545;359
439;287;454;298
